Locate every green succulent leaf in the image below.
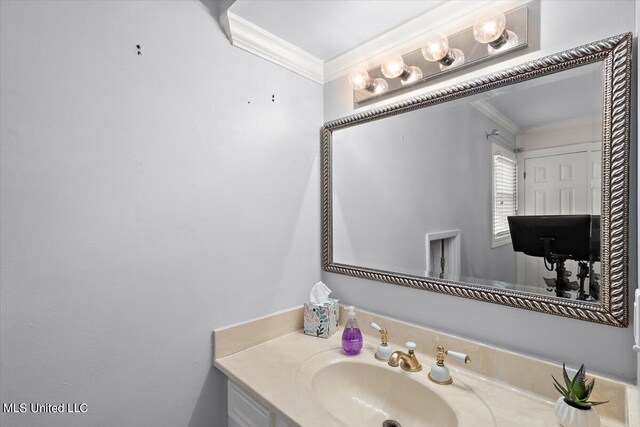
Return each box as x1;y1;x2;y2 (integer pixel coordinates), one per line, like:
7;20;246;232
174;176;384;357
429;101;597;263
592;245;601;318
586;400;609;406
572;365;587;399
575;403;592;410
552;376;568;396
562;363;572;389
568;389;579;402
553;383;568;397
554;363;608;408
584;378;595;399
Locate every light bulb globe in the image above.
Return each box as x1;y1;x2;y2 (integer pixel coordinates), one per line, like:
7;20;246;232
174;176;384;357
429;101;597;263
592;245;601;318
487;30;519;54
400;66;423;86
372;78;389;94
438;49;465;71
348;67;371;90
381;55;406;78
421;32;450;62
473;9;507;44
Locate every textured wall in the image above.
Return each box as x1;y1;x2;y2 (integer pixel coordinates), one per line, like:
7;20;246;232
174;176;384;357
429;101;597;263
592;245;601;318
0;1;321;426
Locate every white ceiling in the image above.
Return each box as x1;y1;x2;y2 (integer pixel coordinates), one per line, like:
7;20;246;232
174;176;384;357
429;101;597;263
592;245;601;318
229;0;446;60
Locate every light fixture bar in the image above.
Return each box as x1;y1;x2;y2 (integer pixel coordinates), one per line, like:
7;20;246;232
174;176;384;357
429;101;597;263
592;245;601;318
353;5;528;106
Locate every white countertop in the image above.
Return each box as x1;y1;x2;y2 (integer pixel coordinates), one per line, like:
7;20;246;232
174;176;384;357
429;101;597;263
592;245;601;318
214;307;637;427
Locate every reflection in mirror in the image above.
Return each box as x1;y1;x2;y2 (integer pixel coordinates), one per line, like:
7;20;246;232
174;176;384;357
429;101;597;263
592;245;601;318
332;62;604;303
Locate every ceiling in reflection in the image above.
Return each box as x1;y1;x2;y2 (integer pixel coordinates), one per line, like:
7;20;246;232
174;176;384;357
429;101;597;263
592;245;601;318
480;64;603;129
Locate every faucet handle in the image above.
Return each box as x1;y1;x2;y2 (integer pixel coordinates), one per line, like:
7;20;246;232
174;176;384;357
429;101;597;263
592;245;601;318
429;345;471;385
435;345;470;365
446;349;471;364
371;322;393;362
370;322;388;344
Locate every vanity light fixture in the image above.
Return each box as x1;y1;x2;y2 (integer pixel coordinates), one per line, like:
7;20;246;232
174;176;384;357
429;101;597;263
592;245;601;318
380;54;423;86
473;9;519;54
421;32;465;71
347;5;528;105
348;67;389;94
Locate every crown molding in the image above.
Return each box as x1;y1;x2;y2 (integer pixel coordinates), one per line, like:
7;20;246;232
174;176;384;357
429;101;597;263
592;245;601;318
221;11;323;84
470;100;521;135
470;100;599;139
219;0;529;85
520;115;599;135
323;0;529;83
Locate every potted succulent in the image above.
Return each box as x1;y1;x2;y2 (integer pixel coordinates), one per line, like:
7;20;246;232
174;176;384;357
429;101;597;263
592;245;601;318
552;364;608;427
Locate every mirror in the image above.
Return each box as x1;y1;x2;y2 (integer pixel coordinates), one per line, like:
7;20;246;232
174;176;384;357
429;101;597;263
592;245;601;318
333;63;603;300
322;34;631;326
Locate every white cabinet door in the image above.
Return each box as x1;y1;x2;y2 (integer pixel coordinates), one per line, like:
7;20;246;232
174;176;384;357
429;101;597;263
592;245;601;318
274;414;294;427
227;380;297;427
228;381;273;427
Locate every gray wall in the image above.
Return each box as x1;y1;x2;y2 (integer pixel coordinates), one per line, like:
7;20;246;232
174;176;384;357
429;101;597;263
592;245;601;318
323;0;638;382
0;1;321;426
332;99;517;282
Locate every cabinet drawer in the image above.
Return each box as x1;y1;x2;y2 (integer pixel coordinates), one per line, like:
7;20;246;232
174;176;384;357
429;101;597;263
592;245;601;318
228;381;273;427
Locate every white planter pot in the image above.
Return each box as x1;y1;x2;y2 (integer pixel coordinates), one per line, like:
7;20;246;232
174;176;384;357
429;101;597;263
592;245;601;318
554;397;600;427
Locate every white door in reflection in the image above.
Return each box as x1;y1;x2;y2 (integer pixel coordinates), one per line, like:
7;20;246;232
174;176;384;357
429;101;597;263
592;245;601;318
522;149;590;289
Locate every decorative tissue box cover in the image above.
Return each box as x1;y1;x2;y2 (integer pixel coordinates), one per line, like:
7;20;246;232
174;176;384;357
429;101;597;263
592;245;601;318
303;299;339;338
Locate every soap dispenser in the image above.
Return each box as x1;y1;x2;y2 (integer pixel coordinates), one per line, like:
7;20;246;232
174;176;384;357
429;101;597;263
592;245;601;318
370;322;393;362
341;306;363;355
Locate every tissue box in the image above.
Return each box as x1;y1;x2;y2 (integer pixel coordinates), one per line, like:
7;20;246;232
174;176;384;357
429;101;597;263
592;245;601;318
303;299;339;338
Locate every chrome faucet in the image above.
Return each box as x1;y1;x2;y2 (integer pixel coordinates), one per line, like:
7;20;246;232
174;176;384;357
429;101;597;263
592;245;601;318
388;341;422;372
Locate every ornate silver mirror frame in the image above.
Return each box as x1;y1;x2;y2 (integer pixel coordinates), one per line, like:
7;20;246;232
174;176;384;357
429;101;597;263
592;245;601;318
321;33;632;327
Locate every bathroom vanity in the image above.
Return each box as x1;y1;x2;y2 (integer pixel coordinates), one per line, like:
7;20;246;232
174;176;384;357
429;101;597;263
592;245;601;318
227;381;294;427
214;307;638;427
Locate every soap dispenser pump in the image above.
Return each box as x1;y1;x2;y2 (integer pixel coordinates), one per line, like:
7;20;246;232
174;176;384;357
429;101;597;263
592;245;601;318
370;322;393;362
341;306;363;355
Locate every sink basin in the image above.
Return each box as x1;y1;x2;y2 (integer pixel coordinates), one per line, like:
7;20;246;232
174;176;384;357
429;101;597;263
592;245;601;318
294;346;496;427
312;360;458;427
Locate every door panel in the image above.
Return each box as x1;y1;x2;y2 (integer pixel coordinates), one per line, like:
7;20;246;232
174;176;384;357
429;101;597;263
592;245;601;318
523;152;588;289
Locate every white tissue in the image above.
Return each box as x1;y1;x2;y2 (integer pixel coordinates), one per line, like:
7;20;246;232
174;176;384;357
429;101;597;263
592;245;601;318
309;281;332;304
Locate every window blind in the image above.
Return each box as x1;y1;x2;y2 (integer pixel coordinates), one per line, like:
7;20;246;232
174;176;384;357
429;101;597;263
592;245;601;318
493;153;517;239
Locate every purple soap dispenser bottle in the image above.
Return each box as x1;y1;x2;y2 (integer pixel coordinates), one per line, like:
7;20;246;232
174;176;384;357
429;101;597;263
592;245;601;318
341;306;363;355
